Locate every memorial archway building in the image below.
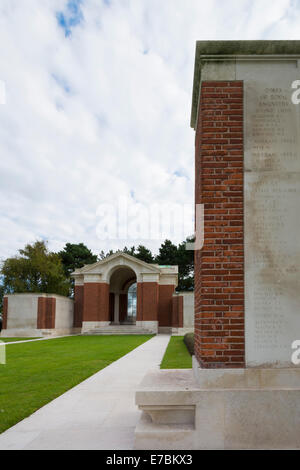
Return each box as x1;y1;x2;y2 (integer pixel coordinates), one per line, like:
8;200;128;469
72;252;184;334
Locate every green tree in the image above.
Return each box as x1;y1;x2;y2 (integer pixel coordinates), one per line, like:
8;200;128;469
58;243;98;277
155;238;194;291
123;246;136;256
99;249;115;260
84;238;194;291
177;236;194;291
135;245;154;264
155;239;178;266
1;241;70;296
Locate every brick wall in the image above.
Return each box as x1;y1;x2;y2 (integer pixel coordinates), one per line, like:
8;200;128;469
137;282;159;322
74;285;84;328
37;297;56;329
83;283;110;322
2;297;8;330
46;298;56;328
194;81;245;368
158;285;175;326
37;297;46;329
171;295;184;328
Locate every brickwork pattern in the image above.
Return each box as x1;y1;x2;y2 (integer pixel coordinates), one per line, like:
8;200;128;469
158;285;175;326
74;285;84;328
83;283;110;322
37;297;56;329
171;295;184;328
194;81;245;368
137;282;159;322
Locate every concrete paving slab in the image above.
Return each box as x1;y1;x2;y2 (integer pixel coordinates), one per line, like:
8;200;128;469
0;334;170;450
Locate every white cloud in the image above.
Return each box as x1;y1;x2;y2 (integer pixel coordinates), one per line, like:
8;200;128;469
0;0;298;259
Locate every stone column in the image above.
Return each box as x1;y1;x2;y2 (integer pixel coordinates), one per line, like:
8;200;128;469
192;41;300;369
135;42;300;452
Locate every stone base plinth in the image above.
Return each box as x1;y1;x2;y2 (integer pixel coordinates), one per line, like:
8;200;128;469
82;321;158;335
171;327;194;336
134;365;300;450
81;321;110;334
136;321;158;334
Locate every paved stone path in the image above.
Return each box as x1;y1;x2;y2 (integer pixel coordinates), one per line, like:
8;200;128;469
0;335;80;346
0;334;170;450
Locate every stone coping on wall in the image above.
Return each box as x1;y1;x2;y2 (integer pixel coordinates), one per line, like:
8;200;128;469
190;39;300;129
4;293;73;300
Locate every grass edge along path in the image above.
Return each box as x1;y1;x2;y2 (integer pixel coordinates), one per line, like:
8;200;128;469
0;334;153;434
0;338;42;343
160;336;192;369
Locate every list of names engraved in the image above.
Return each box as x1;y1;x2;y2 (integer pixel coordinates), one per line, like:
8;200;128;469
244;75;300;366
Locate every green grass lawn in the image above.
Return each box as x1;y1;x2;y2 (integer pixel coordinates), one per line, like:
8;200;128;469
0;335;152;434
0;338;41;343
160;336;192;369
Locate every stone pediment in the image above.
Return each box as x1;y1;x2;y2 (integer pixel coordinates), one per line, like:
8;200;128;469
71;252;178;286
72;252;161;276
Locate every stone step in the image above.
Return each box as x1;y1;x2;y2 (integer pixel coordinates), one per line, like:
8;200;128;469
84;328;153;335
134;412;194;450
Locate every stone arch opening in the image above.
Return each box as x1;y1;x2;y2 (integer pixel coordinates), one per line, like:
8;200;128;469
109;266;137;325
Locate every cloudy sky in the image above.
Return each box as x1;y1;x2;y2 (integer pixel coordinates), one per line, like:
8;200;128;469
0;0;299;259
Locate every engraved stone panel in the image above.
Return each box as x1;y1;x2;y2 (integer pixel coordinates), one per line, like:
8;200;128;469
237;61;300;366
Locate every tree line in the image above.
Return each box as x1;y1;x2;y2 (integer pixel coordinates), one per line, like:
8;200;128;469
0;238;194;309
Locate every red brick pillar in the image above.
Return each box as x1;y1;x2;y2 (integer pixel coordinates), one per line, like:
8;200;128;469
136;282;159;322
158;285;175;326
2;297;8;330
83;283;109;322
171;295;184;328
74;285;84;327
194;81;245;369
136;283;143;321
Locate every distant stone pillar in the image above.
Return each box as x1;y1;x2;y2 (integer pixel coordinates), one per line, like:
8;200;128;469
194;80;245;368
